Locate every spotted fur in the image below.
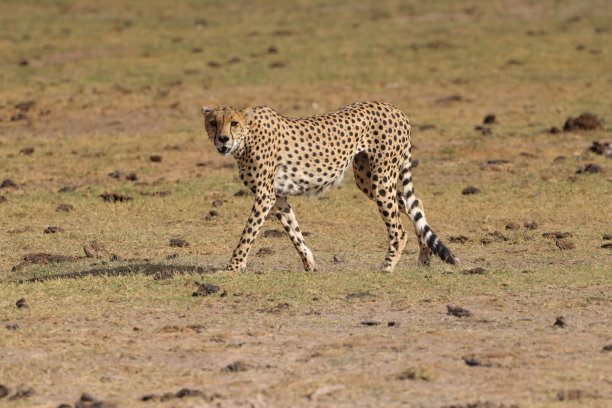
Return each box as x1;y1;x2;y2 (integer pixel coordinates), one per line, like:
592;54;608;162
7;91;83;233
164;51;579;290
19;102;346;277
202;101;458;272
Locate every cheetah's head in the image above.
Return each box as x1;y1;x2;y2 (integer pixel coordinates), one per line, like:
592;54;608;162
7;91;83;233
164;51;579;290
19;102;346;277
201;106;253;156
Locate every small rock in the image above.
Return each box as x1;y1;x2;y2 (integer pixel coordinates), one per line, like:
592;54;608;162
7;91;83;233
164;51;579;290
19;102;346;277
543;231;572;239
0;195;7;203
269;61;288;68
16;298;28;308
206;210;220;220
554;316;566;327
524;221;539;230
15;100;35;111
346;291;374;300
309;385;346;400
474;125;492;135
556;239;575;250
126;173;138;181
488;231;508;241
387;321;399;327
150;155;162;162
462;356;499;367
6;324;19;330
1;179;17;189
601;243;612;249
263;229;283;238
603;234;611;240
463;267;486;275
154;271;173;281
140;190;171;197
10;112;28;122
576;163;602;174
449;235;469;244
44;226;64;234
100;193;132;202
56;203;74;212
461;186;480;195
166;253;179;259
75;392;107;408
588;141;610;155
557;389;596;401
602;344;612;352
0;385;9;398
256;247;275;257
480;237;493;245
83;241;110;259
212;199;224;207
360;321;381;326
108;170;123;179
418;124;436;131
505;222;520;230
223;361;251;372
174;388;207;399
20;147;34;155
258;302;289;313
435;94;463;104
484;159;511;165
169;238;190;248
59;185;76;193
234;189;251;197
18;59;29;66
8;386;35;400
193;283;220;296
23;253;75;264
397;367;429;381
483;114;496;124
194;18;207;27
447;305;472;317
549;126;562;134
332;254;343;263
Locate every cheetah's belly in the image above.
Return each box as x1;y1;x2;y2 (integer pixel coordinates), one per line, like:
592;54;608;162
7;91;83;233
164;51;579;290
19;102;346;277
273;159;352;197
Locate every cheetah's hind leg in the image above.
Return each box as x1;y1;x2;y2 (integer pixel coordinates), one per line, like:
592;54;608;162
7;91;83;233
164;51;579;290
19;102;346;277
353;152;408;272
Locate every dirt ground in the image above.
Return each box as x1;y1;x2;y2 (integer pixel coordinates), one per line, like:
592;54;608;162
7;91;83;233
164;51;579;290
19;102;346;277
1;0;612;407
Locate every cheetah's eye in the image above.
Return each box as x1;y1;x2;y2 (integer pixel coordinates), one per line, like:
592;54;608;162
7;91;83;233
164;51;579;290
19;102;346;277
209;120;217;127
231;121;239;127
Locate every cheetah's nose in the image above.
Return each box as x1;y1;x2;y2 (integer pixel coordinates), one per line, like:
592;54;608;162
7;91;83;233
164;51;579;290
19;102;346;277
218;135;229;143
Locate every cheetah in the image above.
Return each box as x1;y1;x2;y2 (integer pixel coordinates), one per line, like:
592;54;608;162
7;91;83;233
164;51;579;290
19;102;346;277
201;101;458;273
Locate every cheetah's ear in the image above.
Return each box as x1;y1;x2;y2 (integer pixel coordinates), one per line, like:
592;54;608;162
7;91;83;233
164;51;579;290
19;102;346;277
241;107;253;124
202;106;212;117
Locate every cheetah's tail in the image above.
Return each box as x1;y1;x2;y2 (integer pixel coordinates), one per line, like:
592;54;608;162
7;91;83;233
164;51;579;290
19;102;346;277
398;158;459;265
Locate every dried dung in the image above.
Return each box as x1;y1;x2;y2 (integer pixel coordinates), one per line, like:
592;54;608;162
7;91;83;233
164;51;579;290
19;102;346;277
169;238;190;247
56;203;74;212
447;305;472;318
462;186;480;195
563;112;603;131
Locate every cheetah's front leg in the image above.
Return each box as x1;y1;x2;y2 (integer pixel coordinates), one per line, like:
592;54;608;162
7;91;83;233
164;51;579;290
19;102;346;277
272;197;316;271
225;190;276;271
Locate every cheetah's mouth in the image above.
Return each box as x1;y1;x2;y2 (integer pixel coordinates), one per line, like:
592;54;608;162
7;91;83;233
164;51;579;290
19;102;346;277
218;139;240;156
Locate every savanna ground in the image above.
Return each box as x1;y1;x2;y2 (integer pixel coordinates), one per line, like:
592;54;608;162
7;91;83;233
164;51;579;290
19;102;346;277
1;0;611;407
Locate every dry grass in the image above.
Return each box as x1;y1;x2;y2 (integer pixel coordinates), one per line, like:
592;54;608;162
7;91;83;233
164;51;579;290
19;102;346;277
1;0;612;407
